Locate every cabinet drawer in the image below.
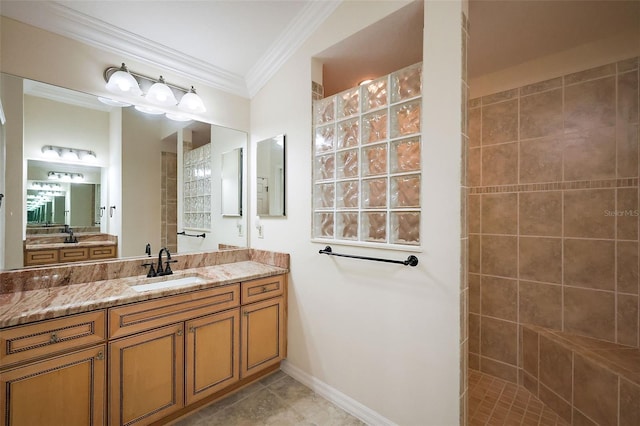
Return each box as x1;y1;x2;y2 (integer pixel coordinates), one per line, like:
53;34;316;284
24;249;58;266
241;275;284;304
60;246;89;262
89;245;116;259
0;310;106;368
109;284;240;339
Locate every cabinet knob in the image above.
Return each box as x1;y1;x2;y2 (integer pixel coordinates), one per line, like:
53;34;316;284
50;333;59;344
96;351;104;361
261;286;268;292
189;326;195;334
177;329;183;336
243;311;249;316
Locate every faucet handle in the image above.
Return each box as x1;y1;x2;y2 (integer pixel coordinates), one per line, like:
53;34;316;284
142;262;156;278
164;259;178;275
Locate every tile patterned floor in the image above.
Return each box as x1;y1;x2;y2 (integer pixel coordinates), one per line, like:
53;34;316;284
468;370;569;426
172;370;365;426
174;368;569;426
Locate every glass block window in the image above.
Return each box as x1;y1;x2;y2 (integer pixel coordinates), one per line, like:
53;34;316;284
183;143;212;230
312;62;422;246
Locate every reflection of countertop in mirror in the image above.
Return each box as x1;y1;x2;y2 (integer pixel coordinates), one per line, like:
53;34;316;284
0;249;289;328
25;240;117;250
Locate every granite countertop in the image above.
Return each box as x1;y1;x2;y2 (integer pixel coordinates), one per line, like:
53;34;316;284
0;261;287;328
25;240;117;250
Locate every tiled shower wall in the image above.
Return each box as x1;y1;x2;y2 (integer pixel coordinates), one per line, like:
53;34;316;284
460;11;470;426
468;57;640;383
161;152;177;253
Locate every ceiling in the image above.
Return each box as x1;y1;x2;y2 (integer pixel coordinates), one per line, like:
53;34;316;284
1;1;639;99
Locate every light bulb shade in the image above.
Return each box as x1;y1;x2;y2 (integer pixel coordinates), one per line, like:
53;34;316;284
178;87;206;113
81;151;97;161
62;149;79;161
134;104;165;115
146;77;177;106
42;146;59;158
165;112;192;122
106;65;142;96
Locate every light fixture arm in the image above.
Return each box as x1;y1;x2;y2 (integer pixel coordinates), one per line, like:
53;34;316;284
103;65;192;96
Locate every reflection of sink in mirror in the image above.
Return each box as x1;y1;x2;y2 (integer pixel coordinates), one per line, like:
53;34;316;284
129;275;206;292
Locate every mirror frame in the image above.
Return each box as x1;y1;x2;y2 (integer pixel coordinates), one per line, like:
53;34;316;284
256;134;286;217
221;147;243;217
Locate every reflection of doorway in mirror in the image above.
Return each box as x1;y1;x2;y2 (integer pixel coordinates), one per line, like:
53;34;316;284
161;152;178;253
257;177;269;215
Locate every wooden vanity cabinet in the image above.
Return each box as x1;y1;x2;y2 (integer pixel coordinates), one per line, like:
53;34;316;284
185;309;240;405
108;324;185;426
0;311;107;426
240;275;286;378
108;284;241;426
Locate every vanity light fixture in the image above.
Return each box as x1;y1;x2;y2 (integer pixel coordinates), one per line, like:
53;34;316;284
41;146;97;162
42;145;60;158
178;86;206;114
146;76;177;106
103;63;206;117
62;149;79;161
105;63;142;96
48;171;84;182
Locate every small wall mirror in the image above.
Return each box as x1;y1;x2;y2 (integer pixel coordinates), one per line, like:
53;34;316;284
256;134;285;217
221;147;243;216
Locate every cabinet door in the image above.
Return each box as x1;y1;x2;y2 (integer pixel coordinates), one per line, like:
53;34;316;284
89;246;116;260
0;345;106;426
59;247;89;262
185;309;240;405
241;297;285;378
23;249;58;266
109;324;184;426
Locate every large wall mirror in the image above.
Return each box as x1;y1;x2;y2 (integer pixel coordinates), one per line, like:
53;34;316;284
0;73;248;270
256;134;285;217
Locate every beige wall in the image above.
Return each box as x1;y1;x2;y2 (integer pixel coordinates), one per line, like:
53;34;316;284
470;29;640;99
0;74;24;269
23;95;110;167
250;1;464;424
121;108;163;257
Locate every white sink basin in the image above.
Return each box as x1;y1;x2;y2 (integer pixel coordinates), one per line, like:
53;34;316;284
129;275;206;292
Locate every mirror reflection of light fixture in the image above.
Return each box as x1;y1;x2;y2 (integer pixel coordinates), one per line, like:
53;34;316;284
166;112;192;122
134;104;165;115
48;171;84;182
41;146;97;162
42;145;59;158
103;63;206;116
62;149;79;161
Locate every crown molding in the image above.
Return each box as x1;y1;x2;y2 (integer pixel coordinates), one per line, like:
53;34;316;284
12;2;250;98
245;0;342;98
24;79;112;112
6;1;340;100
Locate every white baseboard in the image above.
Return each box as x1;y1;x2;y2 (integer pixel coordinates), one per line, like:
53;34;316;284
280;360;397;426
